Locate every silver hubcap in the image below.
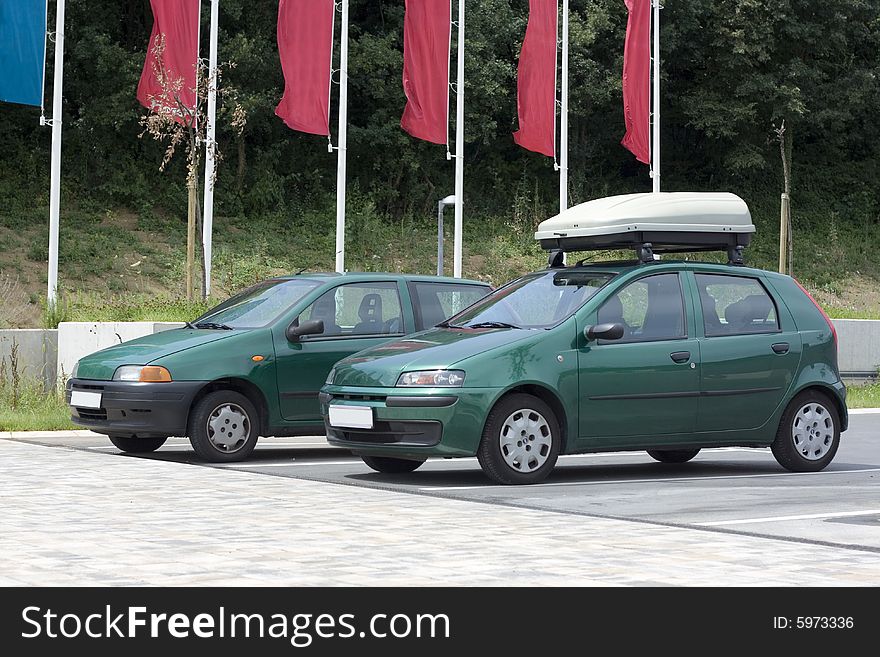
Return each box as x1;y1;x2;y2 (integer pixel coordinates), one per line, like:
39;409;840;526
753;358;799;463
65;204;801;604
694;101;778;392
792;402;834;461
500;408;552;473
207;403;250;453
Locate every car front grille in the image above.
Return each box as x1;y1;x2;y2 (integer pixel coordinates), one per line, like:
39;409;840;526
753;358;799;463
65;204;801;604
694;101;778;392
330;393;388;403
75;408;108;422
327;420;441;446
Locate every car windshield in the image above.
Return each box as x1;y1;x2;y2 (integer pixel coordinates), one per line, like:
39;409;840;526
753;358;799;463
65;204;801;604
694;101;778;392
443;270;614;330
193;279;321;329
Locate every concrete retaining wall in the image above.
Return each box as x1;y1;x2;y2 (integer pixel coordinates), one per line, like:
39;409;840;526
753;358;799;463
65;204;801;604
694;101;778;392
0;329;58;389
56;322;185;380
833;319;880;379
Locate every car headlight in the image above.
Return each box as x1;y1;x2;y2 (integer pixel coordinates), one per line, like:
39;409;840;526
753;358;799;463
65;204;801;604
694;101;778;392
396;370;465;387
113;365;173;383
325;368;336;385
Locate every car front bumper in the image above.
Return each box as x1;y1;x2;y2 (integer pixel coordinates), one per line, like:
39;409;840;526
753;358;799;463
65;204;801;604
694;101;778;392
67;378;204;438
320;385;501;459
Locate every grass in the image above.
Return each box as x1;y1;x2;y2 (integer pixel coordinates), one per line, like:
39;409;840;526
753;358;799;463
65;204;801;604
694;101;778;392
847;383;880;409
823;306;880;320
64;294;211;324
3;183;880;329
0;378;76;432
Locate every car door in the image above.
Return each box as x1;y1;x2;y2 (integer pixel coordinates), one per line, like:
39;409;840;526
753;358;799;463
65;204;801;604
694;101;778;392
577;271;701;444
692;271;802;433
273;281;407;423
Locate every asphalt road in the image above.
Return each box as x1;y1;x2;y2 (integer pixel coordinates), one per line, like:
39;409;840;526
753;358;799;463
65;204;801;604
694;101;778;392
10;410;880;554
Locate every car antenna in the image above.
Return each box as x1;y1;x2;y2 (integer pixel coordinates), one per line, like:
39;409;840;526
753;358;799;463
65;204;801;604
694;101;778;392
294;265;313;275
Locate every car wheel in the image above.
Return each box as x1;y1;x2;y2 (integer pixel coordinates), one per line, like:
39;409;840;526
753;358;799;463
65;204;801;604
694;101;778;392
188;390;260;463
647;448;700;463
108;435;167;453
361;455;425;474
477;393;561;485
771;390;840;472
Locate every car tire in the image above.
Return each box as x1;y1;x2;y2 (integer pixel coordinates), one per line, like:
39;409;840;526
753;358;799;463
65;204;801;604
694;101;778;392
771;390;840;472
188;390;260;463
477;393;561;485
647;448;700;463
361;455;425;474
108;435;167;453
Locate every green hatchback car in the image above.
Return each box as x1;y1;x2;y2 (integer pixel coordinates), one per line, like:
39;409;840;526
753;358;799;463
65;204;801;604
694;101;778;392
67;273;490;461
322;262;846;484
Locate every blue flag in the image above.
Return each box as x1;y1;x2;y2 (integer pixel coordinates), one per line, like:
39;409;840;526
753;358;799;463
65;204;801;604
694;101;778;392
0;0;48;107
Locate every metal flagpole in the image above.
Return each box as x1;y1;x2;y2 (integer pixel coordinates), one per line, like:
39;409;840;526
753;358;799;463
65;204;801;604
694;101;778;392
559;0;569;212
46;0;66;308
202;0;219;298
452;0;465;278
334;0;349;273
651;0;660;193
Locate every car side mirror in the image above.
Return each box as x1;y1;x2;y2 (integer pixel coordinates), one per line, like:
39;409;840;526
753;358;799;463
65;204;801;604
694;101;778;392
287;319;324;342
584;323;624;341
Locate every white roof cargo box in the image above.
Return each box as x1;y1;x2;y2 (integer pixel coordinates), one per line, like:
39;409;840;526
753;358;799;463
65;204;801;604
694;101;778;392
535;192;755;263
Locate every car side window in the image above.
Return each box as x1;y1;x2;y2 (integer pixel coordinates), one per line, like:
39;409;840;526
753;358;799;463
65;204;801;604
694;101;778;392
410;282;490;330
596;273;686;343
695;274;779;337
298;282;403;338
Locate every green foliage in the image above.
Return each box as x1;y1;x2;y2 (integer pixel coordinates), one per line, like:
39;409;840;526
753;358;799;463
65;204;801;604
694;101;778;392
0;0;878;320
64;294;210;323
846;383;880;409
0;375;75;431
1;0;875;216
42;295;71;329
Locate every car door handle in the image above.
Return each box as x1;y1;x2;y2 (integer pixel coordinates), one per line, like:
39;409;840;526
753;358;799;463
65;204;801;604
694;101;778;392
670;351;691;363
771;342;790;355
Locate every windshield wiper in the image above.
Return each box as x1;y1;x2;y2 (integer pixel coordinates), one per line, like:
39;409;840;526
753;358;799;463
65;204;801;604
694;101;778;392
465;321;521;330
194;322;234;331
184;321;197;329
437;320;464;329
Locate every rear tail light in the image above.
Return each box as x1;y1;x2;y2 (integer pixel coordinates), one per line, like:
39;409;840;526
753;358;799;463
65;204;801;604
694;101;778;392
794;278;837;347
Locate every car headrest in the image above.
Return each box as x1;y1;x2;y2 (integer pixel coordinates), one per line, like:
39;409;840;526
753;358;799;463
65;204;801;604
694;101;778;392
358;293;383;322
724;294;773;328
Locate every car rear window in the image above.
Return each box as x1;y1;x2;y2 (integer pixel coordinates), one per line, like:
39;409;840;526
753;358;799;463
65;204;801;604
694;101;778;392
410;282;491;330
695;273;780;336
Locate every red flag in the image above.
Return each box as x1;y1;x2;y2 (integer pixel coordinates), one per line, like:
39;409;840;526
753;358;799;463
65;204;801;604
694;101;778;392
513;0;557;157
621;0;650;164
137;0;200;124
275;0;335;136
401;0;451;145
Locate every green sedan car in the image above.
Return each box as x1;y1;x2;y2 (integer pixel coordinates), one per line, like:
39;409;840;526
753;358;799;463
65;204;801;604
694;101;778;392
321;262;847;484
67;272;490;461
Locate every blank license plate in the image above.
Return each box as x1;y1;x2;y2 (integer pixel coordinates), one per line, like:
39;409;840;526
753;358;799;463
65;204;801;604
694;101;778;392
329;405;373;429
71;390;102;409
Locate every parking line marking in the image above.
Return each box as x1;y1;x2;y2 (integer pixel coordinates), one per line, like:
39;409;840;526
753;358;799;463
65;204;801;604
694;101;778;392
419;467;880;491
220;460;359;468
699;509;880;526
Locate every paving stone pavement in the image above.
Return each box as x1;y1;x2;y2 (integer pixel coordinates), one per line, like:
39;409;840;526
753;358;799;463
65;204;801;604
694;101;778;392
1;439;878;586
